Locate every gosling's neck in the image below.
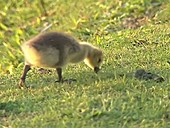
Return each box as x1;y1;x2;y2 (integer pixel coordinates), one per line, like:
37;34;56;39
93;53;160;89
69;42;92;63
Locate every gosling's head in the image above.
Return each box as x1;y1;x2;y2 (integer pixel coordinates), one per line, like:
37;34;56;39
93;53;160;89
84;48;103;73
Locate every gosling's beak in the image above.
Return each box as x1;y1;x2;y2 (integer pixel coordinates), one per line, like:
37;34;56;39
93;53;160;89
94;67;100;73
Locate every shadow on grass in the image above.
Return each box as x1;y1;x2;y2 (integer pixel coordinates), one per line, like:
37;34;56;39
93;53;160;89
0;97;45;117
0;101;22;115
31;67;169;86
29;68;116;85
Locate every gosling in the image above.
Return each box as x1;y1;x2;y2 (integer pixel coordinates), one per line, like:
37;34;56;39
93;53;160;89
19;32;103;88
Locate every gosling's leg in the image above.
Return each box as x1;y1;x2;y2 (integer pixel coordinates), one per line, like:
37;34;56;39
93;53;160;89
56;68;63;82
19;65;31;88
55;68;76;83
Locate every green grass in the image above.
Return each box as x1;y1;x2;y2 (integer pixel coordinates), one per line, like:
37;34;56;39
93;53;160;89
0;0;170;127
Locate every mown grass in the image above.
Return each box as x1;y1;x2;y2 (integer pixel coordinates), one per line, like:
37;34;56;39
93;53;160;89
0;0;170;127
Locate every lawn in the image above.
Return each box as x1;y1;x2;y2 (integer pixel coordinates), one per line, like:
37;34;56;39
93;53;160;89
0;0;170;127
